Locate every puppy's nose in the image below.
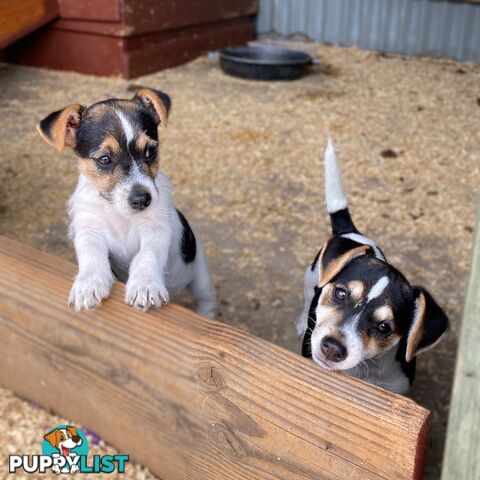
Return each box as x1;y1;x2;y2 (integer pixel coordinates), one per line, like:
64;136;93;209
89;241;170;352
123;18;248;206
321;336;347;362
128;188;151;211
72;436;80;443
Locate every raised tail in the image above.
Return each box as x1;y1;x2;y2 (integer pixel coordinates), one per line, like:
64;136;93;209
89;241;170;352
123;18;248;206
324;137;358;235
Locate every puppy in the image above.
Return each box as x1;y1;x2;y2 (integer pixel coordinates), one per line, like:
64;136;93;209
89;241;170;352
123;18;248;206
297;139;448;394
38;88;216;317
44;426;82;474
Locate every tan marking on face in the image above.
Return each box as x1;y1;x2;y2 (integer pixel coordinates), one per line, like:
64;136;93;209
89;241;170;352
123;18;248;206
373;305;394;322
319;283;334;306
347;280;365;302
98;134;121;155
361;306;399;358
146;160;159;179
134;134;159;179
314;284;344;337
135;132;151;151
362;330;401;359
78;158;124;196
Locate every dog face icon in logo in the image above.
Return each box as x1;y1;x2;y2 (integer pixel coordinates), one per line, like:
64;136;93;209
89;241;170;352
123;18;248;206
42;425;88;474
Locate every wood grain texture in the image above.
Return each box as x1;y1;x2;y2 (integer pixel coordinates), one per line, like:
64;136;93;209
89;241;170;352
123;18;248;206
0;0;57;49
0;236;429;480
442;202;480;480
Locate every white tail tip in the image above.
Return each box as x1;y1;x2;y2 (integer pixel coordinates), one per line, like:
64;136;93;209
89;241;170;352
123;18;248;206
325;138;348;213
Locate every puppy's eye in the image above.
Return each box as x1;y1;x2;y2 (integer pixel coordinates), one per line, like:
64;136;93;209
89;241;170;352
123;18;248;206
377;322;392;335
334;287;347;300
145;145;157;162
96;155;112;166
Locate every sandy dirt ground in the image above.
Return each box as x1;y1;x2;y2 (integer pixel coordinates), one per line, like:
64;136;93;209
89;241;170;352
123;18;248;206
0;43;479;479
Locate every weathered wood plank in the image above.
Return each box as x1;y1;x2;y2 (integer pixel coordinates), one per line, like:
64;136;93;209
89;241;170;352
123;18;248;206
0;236;429;480
442;203;480;480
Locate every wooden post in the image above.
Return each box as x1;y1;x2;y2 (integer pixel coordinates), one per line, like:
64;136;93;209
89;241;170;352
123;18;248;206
442;202;480;480
0;236;429;480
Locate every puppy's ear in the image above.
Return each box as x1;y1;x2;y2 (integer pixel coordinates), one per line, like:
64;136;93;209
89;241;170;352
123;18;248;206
44;429;60;447
66;426;78;437
405;286;449;362
133;88;171;127
37;104;84;152
318;236;373;288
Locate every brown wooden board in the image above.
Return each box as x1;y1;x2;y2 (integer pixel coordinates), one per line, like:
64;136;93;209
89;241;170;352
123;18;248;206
0;236;429;480
57;0;258;36
0;0;58;50
6;17;254;78
124;18;255;78
58;0;121;22
4;0;257;78
6;27;125;77
121;0;258;35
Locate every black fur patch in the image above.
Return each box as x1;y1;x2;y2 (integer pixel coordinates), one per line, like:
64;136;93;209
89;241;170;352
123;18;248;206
412;285;449;352
310;249;321;272
302;287;321;358
329;208;358;235
177;209;196;264
320;236;373;274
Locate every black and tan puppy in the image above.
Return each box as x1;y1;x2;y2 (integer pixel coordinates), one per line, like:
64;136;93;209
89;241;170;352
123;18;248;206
37;88;216;317
297;139;448;394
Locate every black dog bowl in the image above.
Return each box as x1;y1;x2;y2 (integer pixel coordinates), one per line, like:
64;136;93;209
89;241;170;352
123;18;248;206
219;46;313;81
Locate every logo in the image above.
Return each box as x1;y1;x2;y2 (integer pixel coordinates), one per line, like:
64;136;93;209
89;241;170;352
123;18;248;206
9;425;129;475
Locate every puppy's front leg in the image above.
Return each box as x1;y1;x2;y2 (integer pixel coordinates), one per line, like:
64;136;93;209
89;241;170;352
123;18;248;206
69;231;114;311
126;226;171;311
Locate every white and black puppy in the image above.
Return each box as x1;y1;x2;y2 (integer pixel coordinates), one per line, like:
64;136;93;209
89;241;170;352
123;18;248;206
297;139;448;394
38;88;216;318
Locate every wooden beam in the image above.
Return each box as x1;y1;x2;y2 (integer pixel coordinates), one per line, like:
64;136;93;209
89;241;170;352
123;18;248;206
0;236;429;480
442;202;480;480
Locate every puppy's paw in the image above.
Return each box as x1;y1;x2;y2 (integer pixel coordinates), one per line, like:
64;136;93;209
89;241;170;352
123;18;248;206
51;465;61;475
125;277;169;311
70;465;80;475
69;274;113;311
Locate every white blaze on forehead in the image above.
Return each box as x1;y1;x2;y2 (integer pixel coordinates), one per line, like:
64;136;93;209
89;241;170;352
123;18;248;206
116;110;135;143
367;276;390;303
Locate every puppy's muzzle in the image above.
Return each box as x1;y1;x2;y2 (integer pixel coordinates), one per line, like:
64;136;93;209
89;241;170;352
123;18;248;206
128;185;152;211
321;336;347;362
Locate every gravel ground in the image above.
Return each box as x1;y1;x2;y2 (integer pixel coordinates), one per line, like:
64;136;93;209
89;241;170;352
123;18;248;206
0;43;479;479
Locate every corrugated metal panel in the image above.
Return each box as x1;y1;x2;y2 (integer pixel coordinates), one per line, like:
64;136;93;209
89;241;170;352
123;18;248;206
256;0;480;63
